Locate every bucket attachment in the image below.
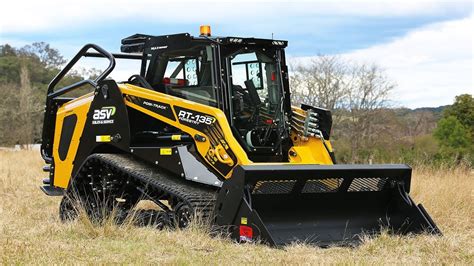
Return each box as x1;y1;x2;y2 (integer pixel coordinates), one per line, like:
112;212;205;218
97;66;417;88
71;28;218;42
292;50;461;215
214;164;441;247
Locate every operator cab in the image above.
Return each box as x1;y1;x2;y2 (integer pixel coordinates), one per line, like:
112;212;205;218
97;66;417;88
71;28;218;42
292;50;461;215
225;48;288;160
121;28;292;161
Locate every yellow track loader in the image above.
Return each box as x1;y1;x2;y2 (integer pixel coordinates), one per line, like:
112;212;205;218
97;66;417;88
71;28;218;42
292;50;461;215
40;26;440;246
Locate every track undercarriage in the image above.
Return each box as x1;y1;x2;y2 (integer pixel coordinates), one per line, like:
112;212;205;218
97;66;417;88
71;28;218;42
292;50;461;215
60;154;217;229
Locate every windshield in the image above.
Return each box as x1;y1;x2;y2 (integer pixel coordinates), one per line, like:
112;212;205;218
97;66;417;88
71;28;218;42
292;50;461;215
147;45;217;107
228;49;284;149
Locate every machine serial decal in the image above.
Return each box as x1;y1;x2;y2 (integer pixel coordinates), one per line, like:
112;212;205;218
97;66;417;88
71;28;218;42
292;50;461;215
95;135;111;142
92;106;115;124
150;45;168;50
160;148;172;155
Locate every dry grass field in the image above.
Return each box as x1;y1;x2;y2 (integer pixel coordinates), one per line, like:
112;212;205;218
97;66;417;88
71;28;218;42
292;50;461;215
0;150;473;264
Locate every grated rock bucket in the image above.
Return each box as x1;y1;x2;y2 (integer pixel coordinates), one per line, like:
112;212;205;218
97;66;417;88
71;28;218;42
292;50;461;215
214;164;441;247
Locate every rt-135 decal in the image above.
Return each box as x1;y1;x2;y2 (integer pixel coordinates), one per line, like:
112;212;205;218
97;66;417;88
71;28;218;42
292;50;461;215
174;106;236;176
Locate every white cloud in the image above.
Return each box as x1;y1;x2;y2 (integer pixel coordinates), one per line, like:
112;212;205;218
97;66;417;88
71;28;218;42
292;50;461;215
290;14;473;108
0;0;471;33
2;0;471;108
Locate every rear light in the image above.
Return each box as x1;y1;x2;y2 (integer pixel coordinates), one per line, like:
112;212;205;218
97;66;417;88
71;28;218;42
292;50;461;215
264;119;273;125
239;225;253;242
163;77;187;86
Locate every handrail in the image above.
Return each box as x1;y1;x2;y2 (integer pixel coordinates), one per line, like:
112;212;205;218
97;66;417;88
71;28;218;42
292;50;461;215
84;52;145;60
41;44;115;163
48;79;97;99
47;43;116;98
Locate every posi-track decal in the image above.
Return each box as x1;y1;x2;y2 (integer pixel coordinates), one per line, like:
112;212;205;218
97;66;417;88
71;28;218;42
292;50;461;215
124;95;176;121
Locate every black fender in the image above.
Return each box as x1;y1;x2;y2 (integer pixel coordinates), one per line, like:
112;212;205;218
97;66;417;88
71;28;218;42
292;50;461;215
70;79;131;179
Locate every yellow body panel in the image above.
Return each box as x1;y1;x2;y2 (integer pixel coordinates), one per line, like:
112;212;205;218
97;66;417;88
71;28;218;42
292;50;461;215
53;93;94;188
120;84;252;179
51;85;335;186
121;85;335;176
288;106;334;165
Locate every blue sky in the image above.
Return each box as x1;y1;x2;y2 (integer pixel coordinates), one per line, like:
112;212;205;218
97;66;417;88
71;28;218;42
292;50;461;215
1;13;462;55
1;0;472;108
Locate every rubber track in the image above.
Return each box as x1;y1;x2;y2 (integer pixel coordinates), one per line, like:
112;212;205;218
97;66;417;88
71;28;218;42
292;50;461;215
82;153;217;220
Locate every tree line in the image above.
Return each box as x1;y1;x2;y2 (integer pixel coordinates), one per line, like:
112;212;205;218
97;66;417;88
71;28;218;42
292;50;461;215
0;43;472;165
0;43;65;145
0;43;98;145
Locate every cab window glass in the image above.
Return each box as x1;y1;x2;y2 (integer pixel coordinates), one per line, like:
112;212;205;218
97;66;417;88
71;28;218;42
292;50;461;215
152;46;216;107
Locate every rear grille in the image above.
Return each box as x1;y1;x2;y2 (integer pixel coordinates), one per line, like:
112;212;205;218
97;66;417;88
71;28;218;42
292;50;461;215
253;180;296;194
348;177;388;192
302;178;342;193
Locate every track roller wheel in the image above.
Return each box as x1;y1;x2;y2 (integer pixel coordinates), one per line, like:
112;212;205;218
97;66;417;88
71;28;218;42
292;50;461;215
59;195;79;221
133;210;174;230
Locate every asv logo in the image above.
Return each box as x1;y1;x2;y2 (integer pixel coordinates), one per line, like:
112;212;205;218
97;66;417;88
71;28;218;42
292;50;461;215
92;106;116;124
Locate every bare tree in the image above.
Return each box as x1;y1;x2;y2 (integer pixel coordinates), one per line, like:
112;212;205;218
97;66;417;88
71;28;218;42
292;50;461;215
290;55;348;111
290;57;395;162
19;42;66;68
18;63;36;146
342;64;394;161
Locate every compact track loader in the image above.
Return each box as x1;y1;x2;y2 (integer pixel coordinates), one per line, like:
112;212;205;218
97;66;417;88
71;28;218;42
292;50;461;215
40;26;440;246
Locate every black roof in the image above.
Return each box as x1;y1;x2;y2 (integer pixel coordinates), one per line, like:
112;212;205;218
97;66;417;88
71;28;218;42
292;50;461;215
121;33;288;54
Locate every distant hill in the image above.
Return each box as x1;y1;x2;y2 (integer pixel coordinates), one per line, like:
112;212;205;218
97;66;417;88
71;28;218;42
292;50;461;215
393;105;449;120
411;105;449;120
412;105;449;114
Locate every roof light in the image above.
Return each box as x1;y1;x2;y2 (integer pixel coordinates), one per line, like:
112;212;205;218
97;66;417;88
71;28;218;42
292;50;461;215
229;38;243;43
200;25;211;36
272;40;285;46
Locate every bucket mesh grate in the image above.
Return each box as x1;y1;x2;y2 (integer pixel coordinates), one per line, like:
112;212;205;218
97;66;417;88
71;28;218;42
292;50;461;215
250;177;390;194
302;178;342;193
253;180;296;194
348;177;388;192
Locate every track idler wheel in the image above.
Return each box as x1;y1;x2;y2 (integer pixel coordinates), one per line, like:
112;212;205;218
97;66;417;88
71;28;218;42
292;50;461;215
174;202;193;228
